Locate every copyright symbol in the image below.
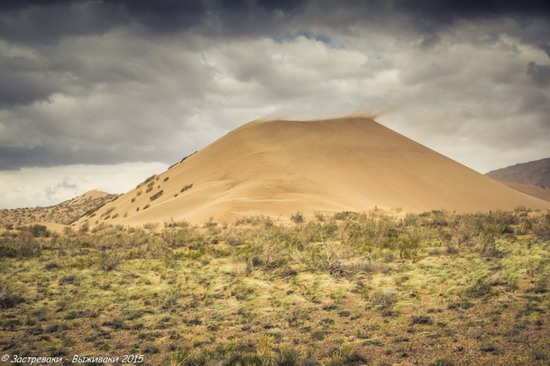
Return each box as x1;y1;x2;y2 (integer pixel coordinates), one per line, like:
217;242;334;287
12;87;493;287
1;354;9;362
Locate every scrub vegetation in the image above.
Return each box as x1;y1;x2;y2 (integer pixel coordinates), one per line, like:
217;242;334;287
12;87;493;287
0;209;549;365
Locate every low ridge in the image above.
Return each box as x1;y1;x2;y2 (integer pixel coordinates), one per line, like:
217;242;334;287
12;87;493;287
486;157;550;187
80;117;550;226
1;190;118;229
486;158;550;202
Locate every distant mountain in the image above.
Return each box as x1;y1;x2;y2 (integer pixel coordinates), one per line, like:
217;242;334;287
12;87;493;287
486;158;550;202
78;117;549;226
0;190;119;228
486;158;550;188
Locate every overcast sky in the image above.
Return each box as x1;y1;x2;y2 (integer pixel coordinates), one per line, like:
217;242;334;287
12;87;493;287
1;0;549;208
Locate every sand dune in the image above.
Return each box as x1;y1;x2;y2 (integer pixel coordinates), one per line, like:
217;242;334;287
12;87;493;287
68;189;111;205
80;117;550;226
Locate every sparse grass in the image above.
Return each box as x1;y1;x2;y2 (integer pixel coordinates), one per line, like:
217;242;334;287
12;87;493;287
0;210;548;365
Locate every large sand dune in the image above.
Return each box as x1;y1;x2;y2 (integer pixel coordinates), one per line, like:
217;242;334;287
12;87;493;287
81;117;550;226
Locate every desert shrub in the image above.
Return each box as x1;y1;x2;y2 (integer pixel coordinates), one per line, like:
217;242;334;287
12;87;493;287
430;357;455;366
333;211;360;221
410;315;433;325
515;217;532;235
143;345;160;354
0;281;25;309
143;204;150;210
44;262;60;271
101;207;115;217
79;222;89;233
532;213;550;239
532;276;548;294
328;345;368;366
99;250;125;271
0;241;18;258
480;345;501;355
421;210;449;227
290;211;305;224
150;190;164;201
465;277;492;298
398;229;420;258
180;183;193;193
311;330;325;340
476;233;501;257
0;236;41;258
227;237;245;246
29;224;50;238
223;352;264;366
144;174;156;184
59;274;77;285
371;291;397;310
275;347;308;366
161;225;205;249
180;151;197;163
403;213;420;226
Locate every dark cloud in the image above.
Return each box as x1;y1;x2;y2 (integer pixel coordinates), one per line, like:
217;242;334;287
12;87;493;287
0;0;549;176
0;141;180;171
0;72;56;107
1;0;548;49
0;1;122;44
392;0;550;23
0;145;110;170
44;177;79;200
0;0;307;45
105;0;208;33
528;62;550;86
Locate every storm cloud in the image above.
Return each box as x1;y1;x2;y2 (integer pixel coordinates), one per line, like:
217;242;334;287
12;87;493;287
1;0;549;207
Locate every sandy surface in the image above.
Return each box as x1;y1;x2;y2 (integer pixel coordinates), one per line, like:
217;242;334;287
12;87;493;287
81;117;550;226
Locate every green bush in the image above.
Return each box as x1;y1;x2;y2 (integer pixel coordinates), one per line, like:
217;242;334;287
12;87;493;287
29;224;50;238
290;211;304;224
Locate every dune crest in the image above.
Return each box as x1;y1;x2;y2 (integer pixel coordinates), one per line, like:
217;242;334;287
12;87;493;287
81;117;550;226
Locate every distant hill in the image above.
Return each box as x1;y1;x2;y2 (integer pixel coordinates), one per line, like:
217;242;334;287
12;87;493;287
78;117;550;226
0;190;119;228
486;158;550;187
486;158;550;202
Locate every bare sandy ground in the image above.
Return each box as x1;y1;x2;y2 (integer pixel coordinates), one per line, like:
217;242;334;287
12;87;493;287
81;117;550;226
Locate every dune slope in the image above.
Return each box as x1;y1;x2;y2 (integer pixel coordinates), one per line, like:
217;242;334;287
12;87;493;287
81;117;550;226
